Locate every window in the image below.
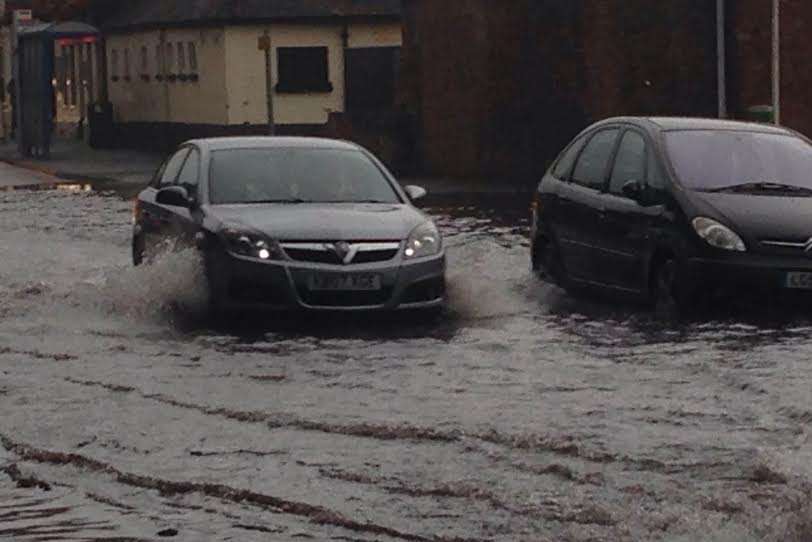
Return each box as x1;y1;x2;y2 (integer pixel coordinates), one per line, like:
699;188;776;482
140;46;149;74
648;149;665;190
155;44;163;74
665;130;812;191
571;129;619;189
110;49;119;79
123;48;131;80
166;42;174;71
276;47;332;93
176;149;200;196
159;149;191;187
209;149;399;205
552;136;587;180
188;42;198;72
177;42;186;72
609;131;646;196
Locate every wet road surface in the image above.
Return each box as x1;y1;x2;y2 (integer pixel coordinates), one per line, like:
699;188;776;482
2;169;812;541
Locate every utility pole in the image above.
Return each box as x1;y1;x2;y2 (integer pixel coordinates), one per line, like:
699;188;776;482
772;0;781;125
716;0;727;119
259;29;275;136
12;8;32;154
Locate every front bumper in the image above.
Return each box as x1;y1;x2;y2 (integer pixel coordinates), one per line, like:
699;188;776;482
685;253;812;295
209;250;446;312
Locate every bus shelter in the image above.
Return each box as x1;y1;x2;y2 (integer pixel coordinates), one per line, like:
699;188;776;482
16;21;99;158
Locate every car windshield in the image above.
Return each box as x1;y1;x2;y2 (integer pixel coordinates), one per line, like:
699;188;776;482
664;130;812;192
208;148;401;204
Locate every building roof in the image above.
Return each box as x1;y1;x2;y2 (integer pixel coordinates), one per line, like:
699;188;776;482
19;21;99;40
99;0;402;32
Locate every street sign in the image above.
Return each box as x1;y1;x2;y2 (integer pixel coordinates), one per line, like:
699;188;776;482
13;9;32;23
257;35;271;51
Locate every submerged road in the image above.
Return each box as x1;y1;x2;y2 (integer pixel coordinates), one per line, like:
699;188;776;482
1;163;812;541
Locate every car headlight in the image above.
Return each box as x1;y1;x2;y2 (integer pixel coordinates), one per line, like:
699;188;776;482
222;229;283;261
692;217;746;252
404;222;442;259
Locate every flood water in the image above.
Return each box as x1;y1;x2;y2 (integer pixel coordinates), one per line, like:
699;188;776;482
2;186;812;541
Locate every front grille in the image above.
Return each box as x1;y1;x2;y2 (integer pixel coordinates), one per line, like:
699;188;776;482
298;287;394;308
282;242;401;265
285;247;342;265
402;277;446;304
760;239;812;256
353;249;400;264
228;280;289;305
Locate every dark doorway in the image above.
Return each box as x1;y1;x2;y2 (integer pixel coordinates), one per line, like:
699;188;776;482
345;46;400;114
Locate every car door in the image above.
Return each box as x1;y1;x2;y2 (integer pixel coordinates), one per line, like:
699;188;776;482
596;128;668;292
163;146;203;250
554;127;620;283
140;147;190;258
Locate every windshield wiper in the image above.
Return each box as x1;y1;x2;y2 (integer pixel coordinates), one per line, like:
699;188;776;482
323;199;391;204
249;198;311;204
704;181;812;195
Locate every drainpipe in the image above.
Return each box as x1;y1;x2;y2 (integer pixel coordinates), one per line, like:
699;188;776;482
772;0;781;125
341;22;349;115
159;30;170;128
716;0;727;118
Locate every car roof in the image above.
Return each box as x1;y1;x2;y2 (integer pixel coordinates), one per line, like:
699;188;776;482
596;116;793;135
183;136;363;151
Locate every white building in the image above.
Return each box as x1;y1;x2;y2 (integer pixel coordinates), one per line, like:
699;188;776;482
97;0;403;149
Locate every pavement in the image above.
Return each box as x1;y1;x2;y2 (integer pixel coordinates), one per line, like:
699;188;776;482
0;139;162;190
0;161;64;189
0;138;533;196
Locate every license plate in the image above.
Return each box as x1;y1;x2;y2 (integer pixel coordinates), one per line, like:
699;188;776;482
308;274;382;291
786;272;812;290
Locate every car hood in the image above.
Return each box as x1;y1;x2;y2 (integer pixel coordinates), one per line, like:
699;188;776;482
692;191;812;242
205;203;429;241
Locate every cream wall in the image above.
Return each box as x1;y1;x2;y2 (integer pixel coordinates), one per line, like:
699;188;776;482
225;21;402;126
107;28;228;125
224;24;344;126
108;20;402;127
347;22;402;48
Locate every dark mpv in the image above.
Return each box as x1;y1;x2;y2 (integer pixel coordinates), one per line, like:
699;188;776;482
531;117;812;311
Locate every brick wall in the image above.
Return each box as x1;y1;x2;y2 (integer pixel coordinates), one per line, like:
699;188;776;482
727;0;812;137
403;0;719;184
726;0;772;119
780;0;812;137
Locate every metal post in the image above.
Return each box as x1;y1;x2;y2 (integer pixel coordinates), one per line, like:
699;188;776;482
716;0;727;119
772;0;781;125
263;29;275;136
12;13;23;153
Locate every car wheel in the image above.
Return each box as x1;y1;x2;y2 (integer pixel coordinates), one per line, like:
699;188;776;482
532;236;566;284
202;252;229;318
132;235;145;266
651;258;691;318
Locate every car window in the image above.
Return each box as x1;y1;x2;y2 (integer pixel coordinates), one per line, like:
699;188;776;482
150;160;168;188
159;148;190;187
609;131;647;196
571;129;619;189
647;148;666;190
176;148;200;197
665;130;812;190
209;148;401;205
552;135;587;180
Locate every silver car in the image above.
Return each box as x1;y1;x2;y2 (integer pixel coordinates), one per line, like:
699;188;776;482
132;137;446;312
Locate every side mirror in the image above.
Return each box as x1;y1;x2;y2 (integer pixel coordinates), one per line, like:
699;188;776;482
404;185;428;202
156;185;191;208
621;180;644;200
